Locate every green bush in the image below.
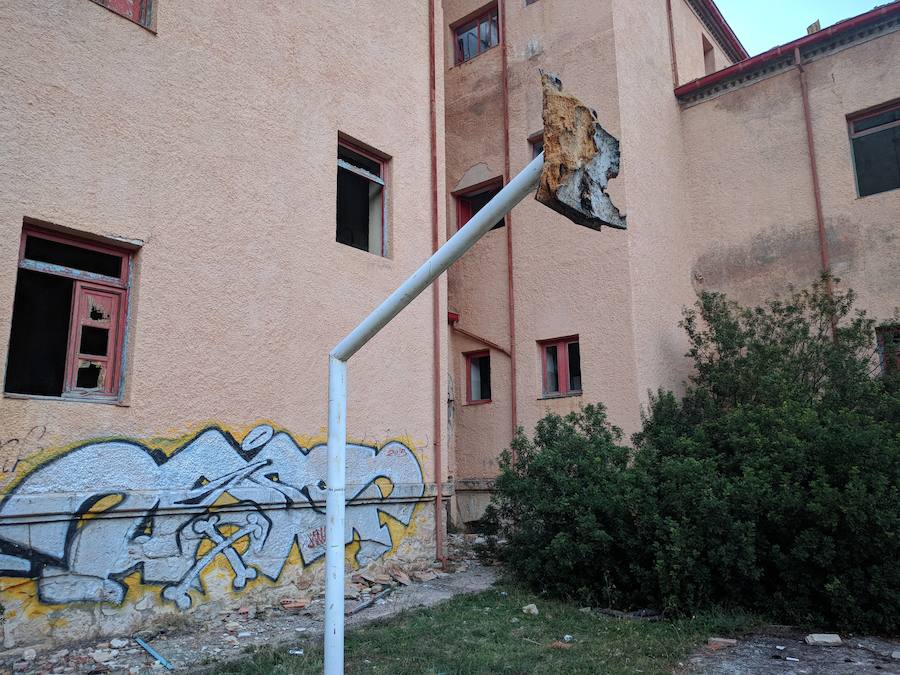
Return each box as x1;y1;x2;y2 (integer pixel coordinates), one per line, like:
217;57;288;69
487;278;900;633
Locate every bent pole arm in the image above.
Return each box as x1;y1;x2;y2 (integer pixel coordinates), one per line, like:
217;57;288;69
323;153;544;675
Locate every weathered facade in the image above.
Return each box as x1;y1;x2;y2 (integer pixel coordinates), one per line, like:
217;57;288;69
0;0;898;648
444;0;900;522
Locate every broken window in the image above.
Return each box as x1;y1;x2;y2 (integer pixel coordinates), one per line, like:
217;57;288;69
4;225;132;400
336;140;387;256
702;35;716;76
876;325;900;377
88;0;156;31
453;5;499;64
465;351;491;403
456;180;505;230
849;101;900;197
540;336;581;397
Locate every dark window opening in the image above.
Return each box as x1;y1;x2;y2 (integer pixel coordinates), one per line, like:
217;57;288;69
540;336;581;397
850;102;900;197
336;141;386;256
4;270;73;396
79;326;110;356
457;182;505;230
466;351;492;403
76;362;103;389
877;325;900;377
5;225;131;400
454;5;499;64
567;341;582;392
24;235;122;278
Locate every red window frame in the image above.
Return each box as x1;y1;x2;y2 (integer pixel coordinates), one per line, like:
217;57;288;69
15;225;132;401
337;138;389;257
464;350;492;404
455;178;504;231
453;4;500;65
847;98;900;198
89;0;156;31
539;336;581;397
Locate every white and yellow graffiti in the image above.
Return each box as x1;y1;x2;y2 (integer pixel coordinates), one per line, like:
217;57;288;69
0;424;424;610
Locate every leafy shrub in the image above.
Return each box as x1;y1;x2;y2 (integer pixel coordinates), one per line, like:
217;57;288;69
487;278;900;633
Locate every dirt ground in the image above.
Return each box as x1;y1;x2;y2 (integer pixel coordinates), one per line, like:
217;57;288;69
0;537;498;674
678;627;900;675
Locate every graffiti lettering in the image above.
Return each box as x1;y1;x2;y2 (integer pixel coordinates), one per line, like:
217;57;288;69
0;424;424;610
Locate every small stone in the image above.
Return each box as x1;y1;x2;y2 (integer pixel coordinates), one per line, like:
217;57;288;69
522;603;539;615
579;607;592;614
96;642;111;650
13;661;28;672
22;647;37;661
237;631;252;638
225;621;241;632
890;649;900;660
511;618;519;623
707;637;738;650
786;657;800;662
90;649;115;663
563;634;574;642
804;634;842;646
369;584;383;593
109;638;128;649
389;570;411;586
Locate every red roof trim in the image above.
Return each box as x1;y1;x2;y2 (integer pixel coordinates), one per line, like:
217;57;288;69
676;2;900;99
698;0;749;61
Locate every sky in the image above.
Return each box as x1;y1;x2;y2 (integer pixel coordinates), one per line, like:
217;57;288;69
714;0;888;56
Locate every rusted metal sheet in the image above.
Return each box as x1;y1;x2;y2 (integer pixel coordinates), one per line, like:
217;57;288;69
536;71;626;230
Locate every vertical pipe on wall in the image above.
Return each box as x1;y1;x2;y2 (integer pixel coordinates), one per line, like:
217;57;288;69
499;0;519;459
794;47;835;317
665;0;681;87
427;0;445;566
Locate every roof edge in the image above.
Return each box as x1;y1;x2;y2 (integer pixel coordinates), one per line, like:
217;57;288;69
690;0;749;62
675;2;900;101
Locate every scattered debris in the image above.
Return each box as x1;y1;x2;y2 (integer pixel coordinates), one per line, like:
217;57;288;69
892;649;900;660
805;633;842;646
134;636;174;671
786;656;800;662
776;645;786;650
280;597;310;612
288;649;305;656
707;637;738;650
549;640;573;650
522;603;539;615
21;649;35;662
389;569;411;586
90;649;116;663
563;634;574;642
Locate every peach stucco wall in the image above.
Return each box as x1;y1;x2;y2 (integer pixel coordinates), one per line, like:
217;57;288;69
681;30;900;321
0;0;447;645
671;0;733;84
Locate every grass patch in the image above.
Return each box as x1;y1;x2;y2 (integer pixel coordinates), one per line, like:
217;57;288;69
215;584;756;674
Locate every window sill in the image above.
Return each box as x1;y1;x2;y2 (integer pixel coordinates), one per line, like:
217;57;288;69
452;44;500;68
4;392;129;407
539;391;583;401
464;399;492;406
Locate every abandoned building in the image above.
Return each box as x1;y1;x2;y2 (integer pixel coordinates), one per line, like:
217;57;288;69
0;0;898;647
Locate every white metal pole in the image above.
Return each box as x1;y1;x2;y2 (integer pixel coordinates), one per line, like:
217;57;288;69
323;153;544;675
324;355;347;673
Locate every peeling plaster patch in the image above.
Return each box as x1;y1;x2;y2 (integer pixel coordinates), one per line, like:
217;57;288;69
453;163;498;194
691;219;858;300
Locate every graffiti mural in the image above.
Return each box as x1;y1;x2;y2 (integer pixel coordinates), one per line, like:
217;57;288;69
0;424;424;609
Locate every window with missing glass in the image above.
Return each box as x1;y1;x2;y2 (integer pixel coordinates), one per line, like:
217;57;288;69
539;336;581;397
465;350;492;404
849;100;900;197
336;140;388;256
453;5;500;64
5;225;133;401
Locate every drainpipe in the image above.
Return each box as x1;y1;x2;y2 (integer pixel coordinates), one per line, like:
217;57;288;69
665;0;680;87
324;154;546;675
499;0;519;458
794;47;835;318
427;0;446;567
